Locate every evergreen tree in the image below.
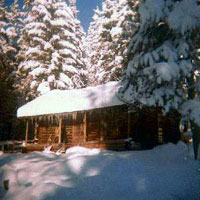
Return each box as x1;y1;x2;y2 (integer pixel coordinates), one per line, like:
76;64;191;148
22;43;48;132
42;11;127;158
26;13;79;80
0;0;22;140
68;0;78;16
119;0;200;159
16;0;87;100
93;0;117;84
85;7;103;85
23;0;34;8
86;0;139;85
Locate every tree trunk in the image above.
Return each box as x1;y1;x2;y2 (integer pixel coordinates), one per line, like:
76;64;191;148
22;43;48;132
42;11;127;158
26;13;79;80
190;121;200;160
187;75;200;160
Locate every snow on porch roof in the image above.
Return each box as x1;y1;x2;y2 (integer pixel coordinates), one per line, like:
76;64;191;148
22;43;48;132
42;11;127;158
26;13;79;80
17;81;125;118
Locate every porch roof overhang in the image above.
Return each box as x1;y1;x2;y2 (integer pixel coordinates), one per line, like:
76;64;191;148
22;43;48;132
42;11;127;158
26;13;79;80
17;81;125;118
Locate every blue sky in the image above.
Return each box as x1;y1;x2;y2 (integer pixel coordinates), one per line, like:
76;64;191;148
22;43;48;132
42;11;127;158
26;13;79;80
77;0;102;32
6;0;102;32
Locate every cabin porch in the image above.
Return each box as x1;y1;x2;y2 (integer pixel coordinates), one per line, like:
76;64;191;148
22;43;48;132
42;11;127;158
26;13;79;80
22;106;130;152
21;106;181;153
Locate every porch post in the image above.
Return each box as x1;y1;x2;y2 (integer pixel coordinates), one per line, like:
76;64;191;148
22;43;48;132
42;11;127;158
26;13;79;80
157;108;163;144
58;116;62;143
100;118;105;141
128;112;131;138
83;112;87;142
25;119;29;146
34;121;38;140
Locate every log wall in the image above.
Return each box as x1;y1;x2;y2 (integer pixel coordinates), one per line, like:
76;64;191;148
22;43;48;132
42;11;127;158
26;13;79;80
86;106;128;142
38;126;57;144
129;108;158;149
64;125;73;144
87;111;100;142
28;105;181;151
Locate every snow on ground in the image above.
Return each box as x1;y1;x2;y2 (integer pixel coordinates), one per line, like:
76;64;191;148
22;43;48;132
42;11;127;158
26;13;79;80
0;142;199;200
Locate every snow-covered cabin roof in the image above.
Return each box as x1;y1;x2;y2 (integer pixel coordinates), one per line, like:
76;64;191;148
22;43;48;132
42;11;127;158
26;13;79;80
17;81;124;118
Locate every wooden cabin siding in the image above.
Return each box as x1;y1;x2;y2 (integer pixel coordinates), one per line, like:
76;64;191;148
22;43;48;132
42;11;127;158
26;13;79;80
63;118;85;145
129;108;181;149
63;118;73;144
104;106;128;140
162;111;181;143
73;122;84;144
87;111;100;142
86;106;128;142
34;106;130;147
38;126;57;144
130;108;159;148
23;105;181;152
64;125;73;144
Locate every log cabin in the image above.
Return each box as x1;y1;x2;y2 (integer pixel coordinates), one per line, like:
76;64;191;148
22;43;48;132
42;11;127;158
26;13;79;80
17;81;181;152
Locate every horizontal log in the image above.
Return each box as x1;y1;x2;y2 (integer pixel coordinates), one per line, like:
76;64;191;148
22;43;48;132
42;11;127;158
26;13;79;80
39;133;55;136
38;132;55;135
65;132;72;134
39;127;56;131
87;138;100;140
65;139;72;142
24;138;127;152
65;134;72;137
65;128;73;131
65;136;72;139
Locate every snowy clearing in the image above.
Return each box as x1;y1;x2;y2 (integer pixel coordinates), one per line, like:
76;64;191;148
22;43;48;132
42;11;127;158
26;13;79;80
0;142;200;200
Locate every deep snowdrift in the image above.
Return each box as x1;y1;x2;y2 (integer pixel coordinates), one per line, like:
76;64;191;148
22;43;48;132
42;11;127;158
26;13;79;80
0;142;199;200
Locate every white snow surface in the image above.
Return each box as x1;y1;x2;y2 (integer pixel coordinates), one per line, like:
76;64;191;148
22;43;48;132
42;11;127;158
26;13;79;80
0;142;200;200
17;81;123;117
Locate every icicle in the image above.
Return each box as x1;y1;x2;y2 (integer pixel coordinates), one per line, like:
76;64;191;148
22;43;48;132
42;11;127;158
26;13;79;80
31;117;34;124
50;115;52;124
39;116;42;122
72;112;76;121
56;115;59;125
69;113;72;121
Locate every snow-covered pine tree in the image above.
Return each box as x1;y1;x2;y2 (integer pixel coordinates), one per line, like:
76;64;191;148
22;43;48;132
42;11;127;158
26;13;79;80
85;7;103;85
17;0;87;100
0;0;20;75
23;0;34;8
86;0;139;85
119;0;200;159
98;0;139;83
69;0;88;84
68;0;78;16
0;0;21;140
93;0;117;84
